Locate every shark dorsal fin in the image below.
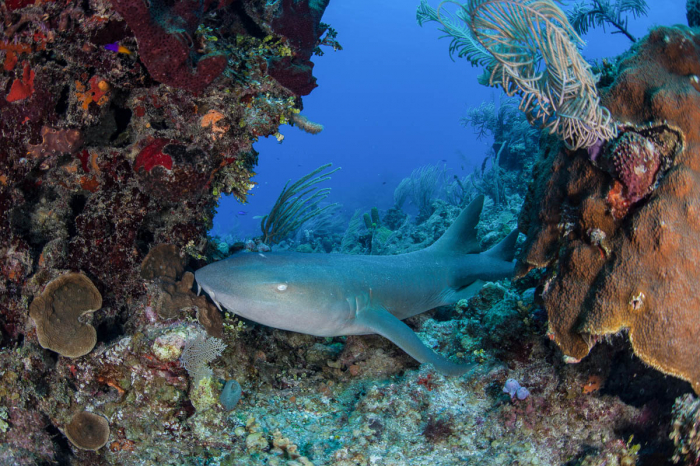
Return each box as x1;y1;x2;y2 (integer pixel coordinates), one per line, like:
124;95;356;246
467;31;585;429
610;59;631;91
484;228;519;262
429;195;484;255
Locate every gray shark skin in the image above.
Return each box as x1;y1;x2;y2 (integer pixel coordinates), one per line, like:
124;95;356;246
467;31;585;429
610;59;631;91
195;195;518;376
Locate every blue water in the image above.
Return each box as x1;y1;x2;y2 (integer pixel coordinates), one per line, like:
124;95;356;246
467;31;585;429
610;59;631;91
211;0;687;240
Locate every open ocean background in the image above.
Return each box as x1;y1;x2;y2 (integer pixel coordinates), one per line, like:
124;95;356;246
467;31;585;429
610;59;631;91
211;0;687;240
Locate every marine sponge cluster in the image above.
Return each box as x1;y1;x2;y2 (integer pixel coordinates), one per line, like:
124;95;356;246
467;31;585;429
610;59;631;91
517;25;700;393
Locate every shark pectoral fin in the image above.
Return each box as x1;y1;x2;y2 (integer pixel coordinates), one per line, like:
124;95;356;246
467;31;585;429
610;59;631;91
356;307;475;377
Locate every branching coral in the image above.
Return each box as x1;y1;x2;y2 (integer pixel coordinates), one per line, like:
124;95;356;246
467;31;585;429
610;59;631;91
417;0;617;149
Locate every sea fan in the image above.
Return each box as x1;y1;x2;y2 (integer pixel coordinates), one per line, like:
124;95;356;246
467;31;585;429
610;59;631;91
180;331;227;385
418;0;618;150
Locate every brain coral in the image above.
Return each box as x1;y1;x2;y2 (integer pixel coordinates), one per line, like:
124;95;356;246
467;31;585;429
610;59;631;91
517;26;700;393
29;273;102;358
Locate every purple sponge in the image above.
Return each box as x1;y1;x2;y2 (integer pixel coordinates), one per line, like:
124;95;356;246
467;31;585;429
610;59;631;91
503;378;530;401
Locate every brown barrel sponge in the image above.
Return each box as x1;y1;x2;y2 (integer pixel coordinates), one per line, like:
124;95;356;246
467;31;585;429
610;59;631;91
65;411;110;451
29;273;102;358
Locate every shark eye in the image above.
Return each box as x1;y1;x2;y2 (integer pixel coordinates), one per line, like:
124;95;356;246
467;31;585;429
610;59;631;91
276;284;288;291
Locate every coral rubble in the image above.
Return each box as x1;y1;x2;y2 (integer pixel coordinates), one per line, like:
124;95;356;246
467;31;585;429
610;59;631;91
518;26;700;393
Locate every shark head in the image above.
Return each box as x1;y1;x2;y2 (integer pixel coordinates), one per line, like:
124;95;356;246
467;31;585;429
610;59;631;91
194;251;353;336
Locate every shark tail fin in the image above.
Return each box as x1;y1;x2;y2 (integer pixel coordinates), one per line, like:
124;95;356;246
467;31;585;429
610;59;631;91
484;228;519;262
429;195;484;255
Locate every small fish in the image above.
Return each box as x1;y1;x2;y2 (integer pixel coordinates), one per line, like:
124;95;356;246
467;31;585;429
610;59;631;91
104;42;132;55
237;211;247;215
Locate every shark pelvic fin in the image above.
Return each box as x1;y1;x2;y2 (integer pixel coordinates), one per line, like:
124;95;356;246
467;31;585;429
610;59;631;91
428;195;484;255
355;306;476;377
484;228;519;262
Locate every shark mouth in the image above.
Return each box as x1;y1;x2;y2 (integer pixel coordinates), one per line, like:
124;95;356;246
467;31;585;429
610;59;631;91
196;281;224;312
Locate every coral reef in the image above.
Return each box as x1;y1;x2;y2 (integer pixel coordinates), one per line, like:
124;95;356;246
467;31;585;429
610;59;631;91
140;244;186;281
141;244;224;336
1;1;696;465
110;0;228;94
517;25;700;393
0;0;333;321
0;0;338;462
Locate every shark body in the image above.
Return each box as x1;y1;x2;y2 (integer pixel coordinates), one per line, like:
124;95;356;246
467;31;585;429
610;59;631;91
195;195;518;375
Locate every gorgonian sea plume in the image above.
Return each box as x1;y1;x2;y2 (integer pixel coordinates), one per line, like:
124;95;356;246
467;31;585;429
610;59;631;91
418;0;618;150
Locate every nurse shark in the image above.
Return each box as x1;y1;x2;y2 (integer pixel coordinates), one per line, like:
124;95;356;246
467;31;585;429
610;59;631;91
195;195;518;376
